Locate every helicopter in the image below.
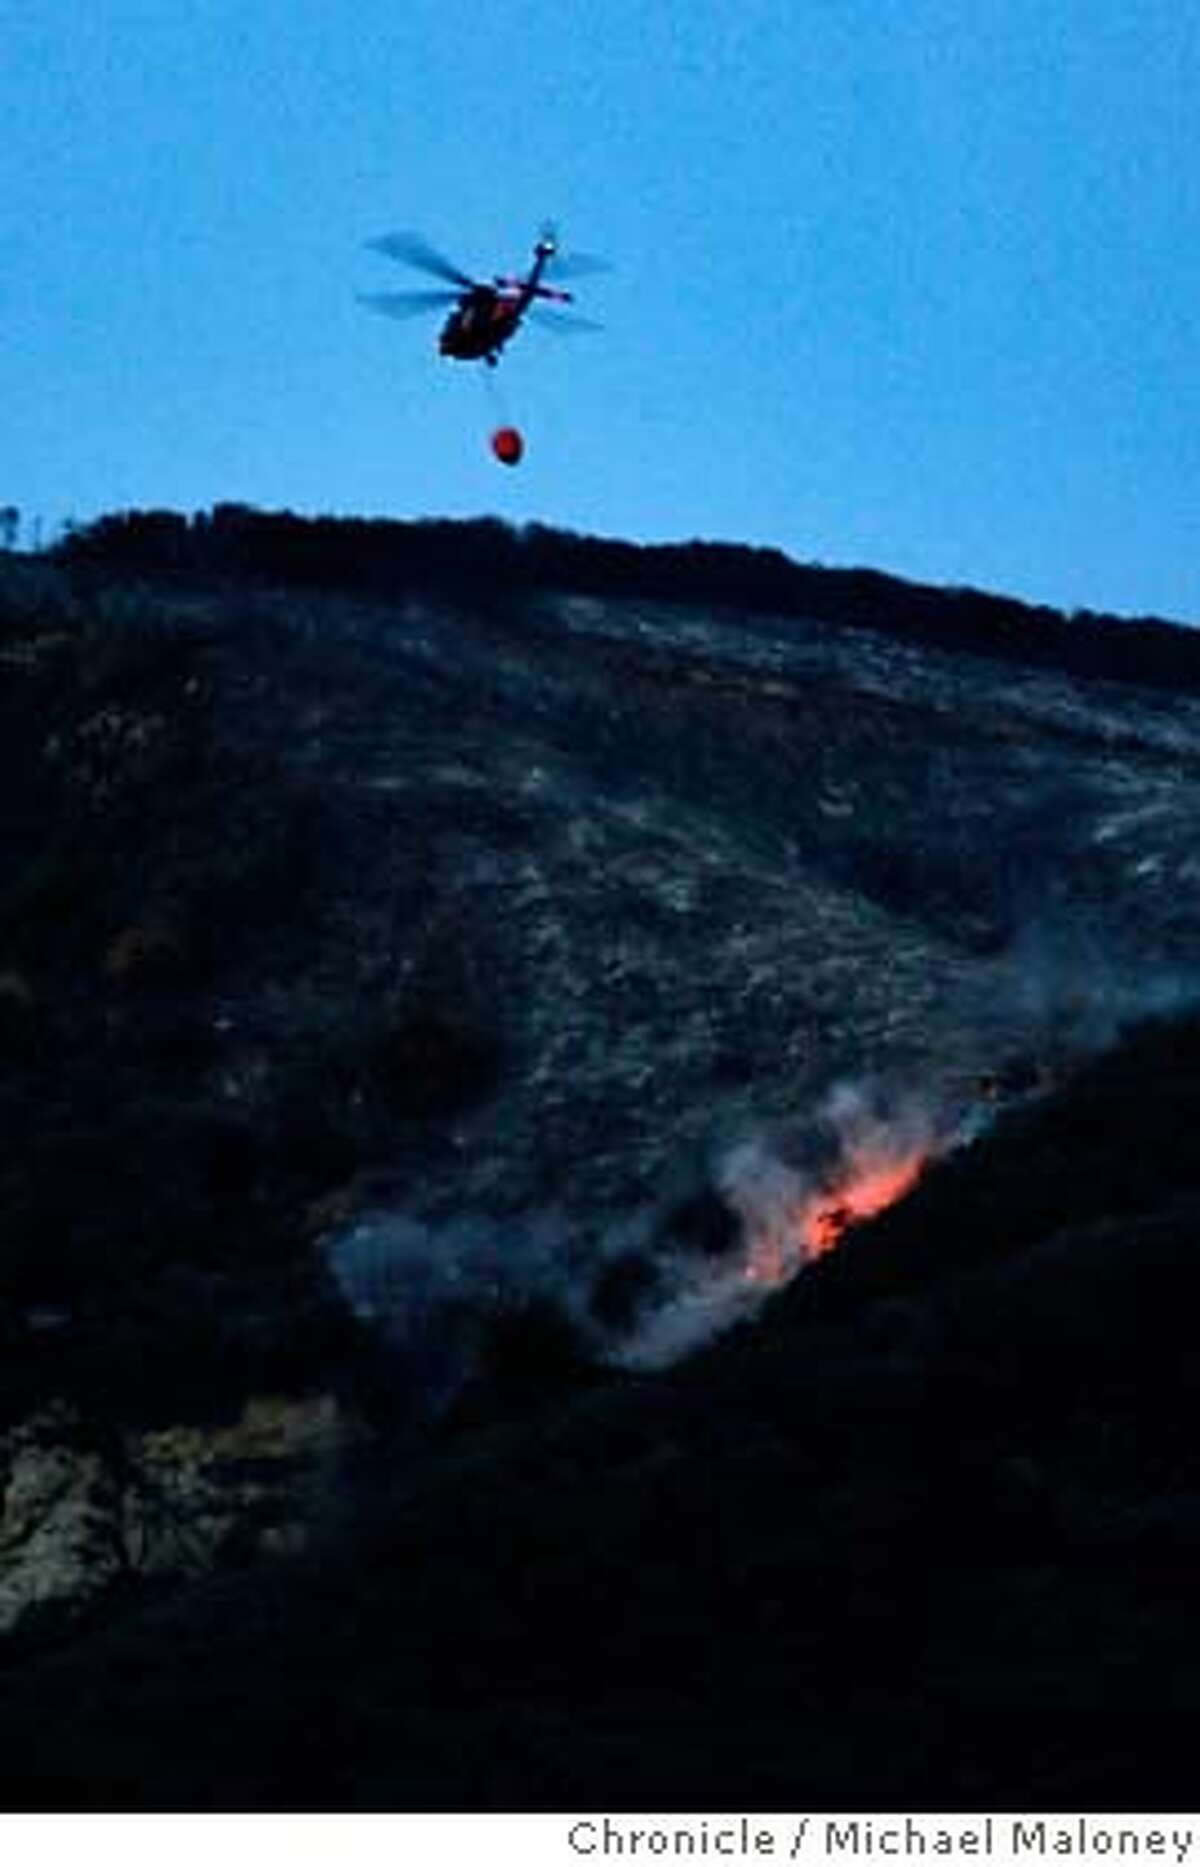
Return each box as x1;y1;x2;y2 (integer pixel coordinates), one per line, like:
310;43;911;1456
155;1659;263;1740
357;225;605;367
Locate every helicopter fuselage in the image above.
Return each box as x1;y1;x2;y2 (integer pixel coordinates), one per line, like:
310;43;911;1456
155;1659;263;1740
438;237;564;365
438;286;526;365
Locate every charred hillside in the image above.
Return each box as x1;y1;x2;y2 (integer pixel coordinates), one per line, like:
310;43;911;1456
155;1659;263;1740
1;515;1200;1807
59;502;1200;692
3;1017;1200;1809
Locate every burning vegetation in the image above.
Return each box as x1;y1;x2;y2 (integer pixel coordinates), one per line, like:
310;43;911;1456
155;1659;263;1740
589;1089;954;1375
791;1144;929;1267
720;1087;944;1293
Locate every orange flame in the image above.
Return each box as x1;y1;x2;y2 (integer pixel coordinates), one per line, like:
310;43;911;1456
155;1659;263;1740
743;1144;928;1289
802;1150;926;1257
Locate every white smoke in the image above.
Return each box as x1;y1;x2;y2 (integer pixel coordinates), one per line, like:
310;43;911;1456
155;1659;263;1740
320;959;1200;1410
320;1079;954;1401
987;917;1200;1067
607;1081;951;1371
324;1207;570;1417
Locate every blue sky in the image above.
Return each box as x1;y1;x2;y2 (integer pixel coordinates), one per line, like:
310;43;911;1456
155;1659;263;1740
6;0;1199;619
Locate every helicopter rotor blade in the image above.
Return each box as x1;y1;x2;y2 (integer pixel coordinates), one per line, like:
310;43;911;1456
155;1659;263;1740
364;231;477;290
530;307;605;336
357;288;460;322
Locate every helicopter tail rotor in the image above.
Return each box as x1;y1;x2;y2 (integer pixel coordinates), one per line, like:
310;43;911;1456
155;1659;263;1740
544;248;610;282
535;222;611;281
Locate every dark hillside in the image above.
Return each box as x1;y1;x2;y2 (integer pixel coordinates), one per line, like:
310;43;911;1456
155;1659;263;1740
59;504;1200;693
1;527;1200;1807
2;1018;1200;1808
